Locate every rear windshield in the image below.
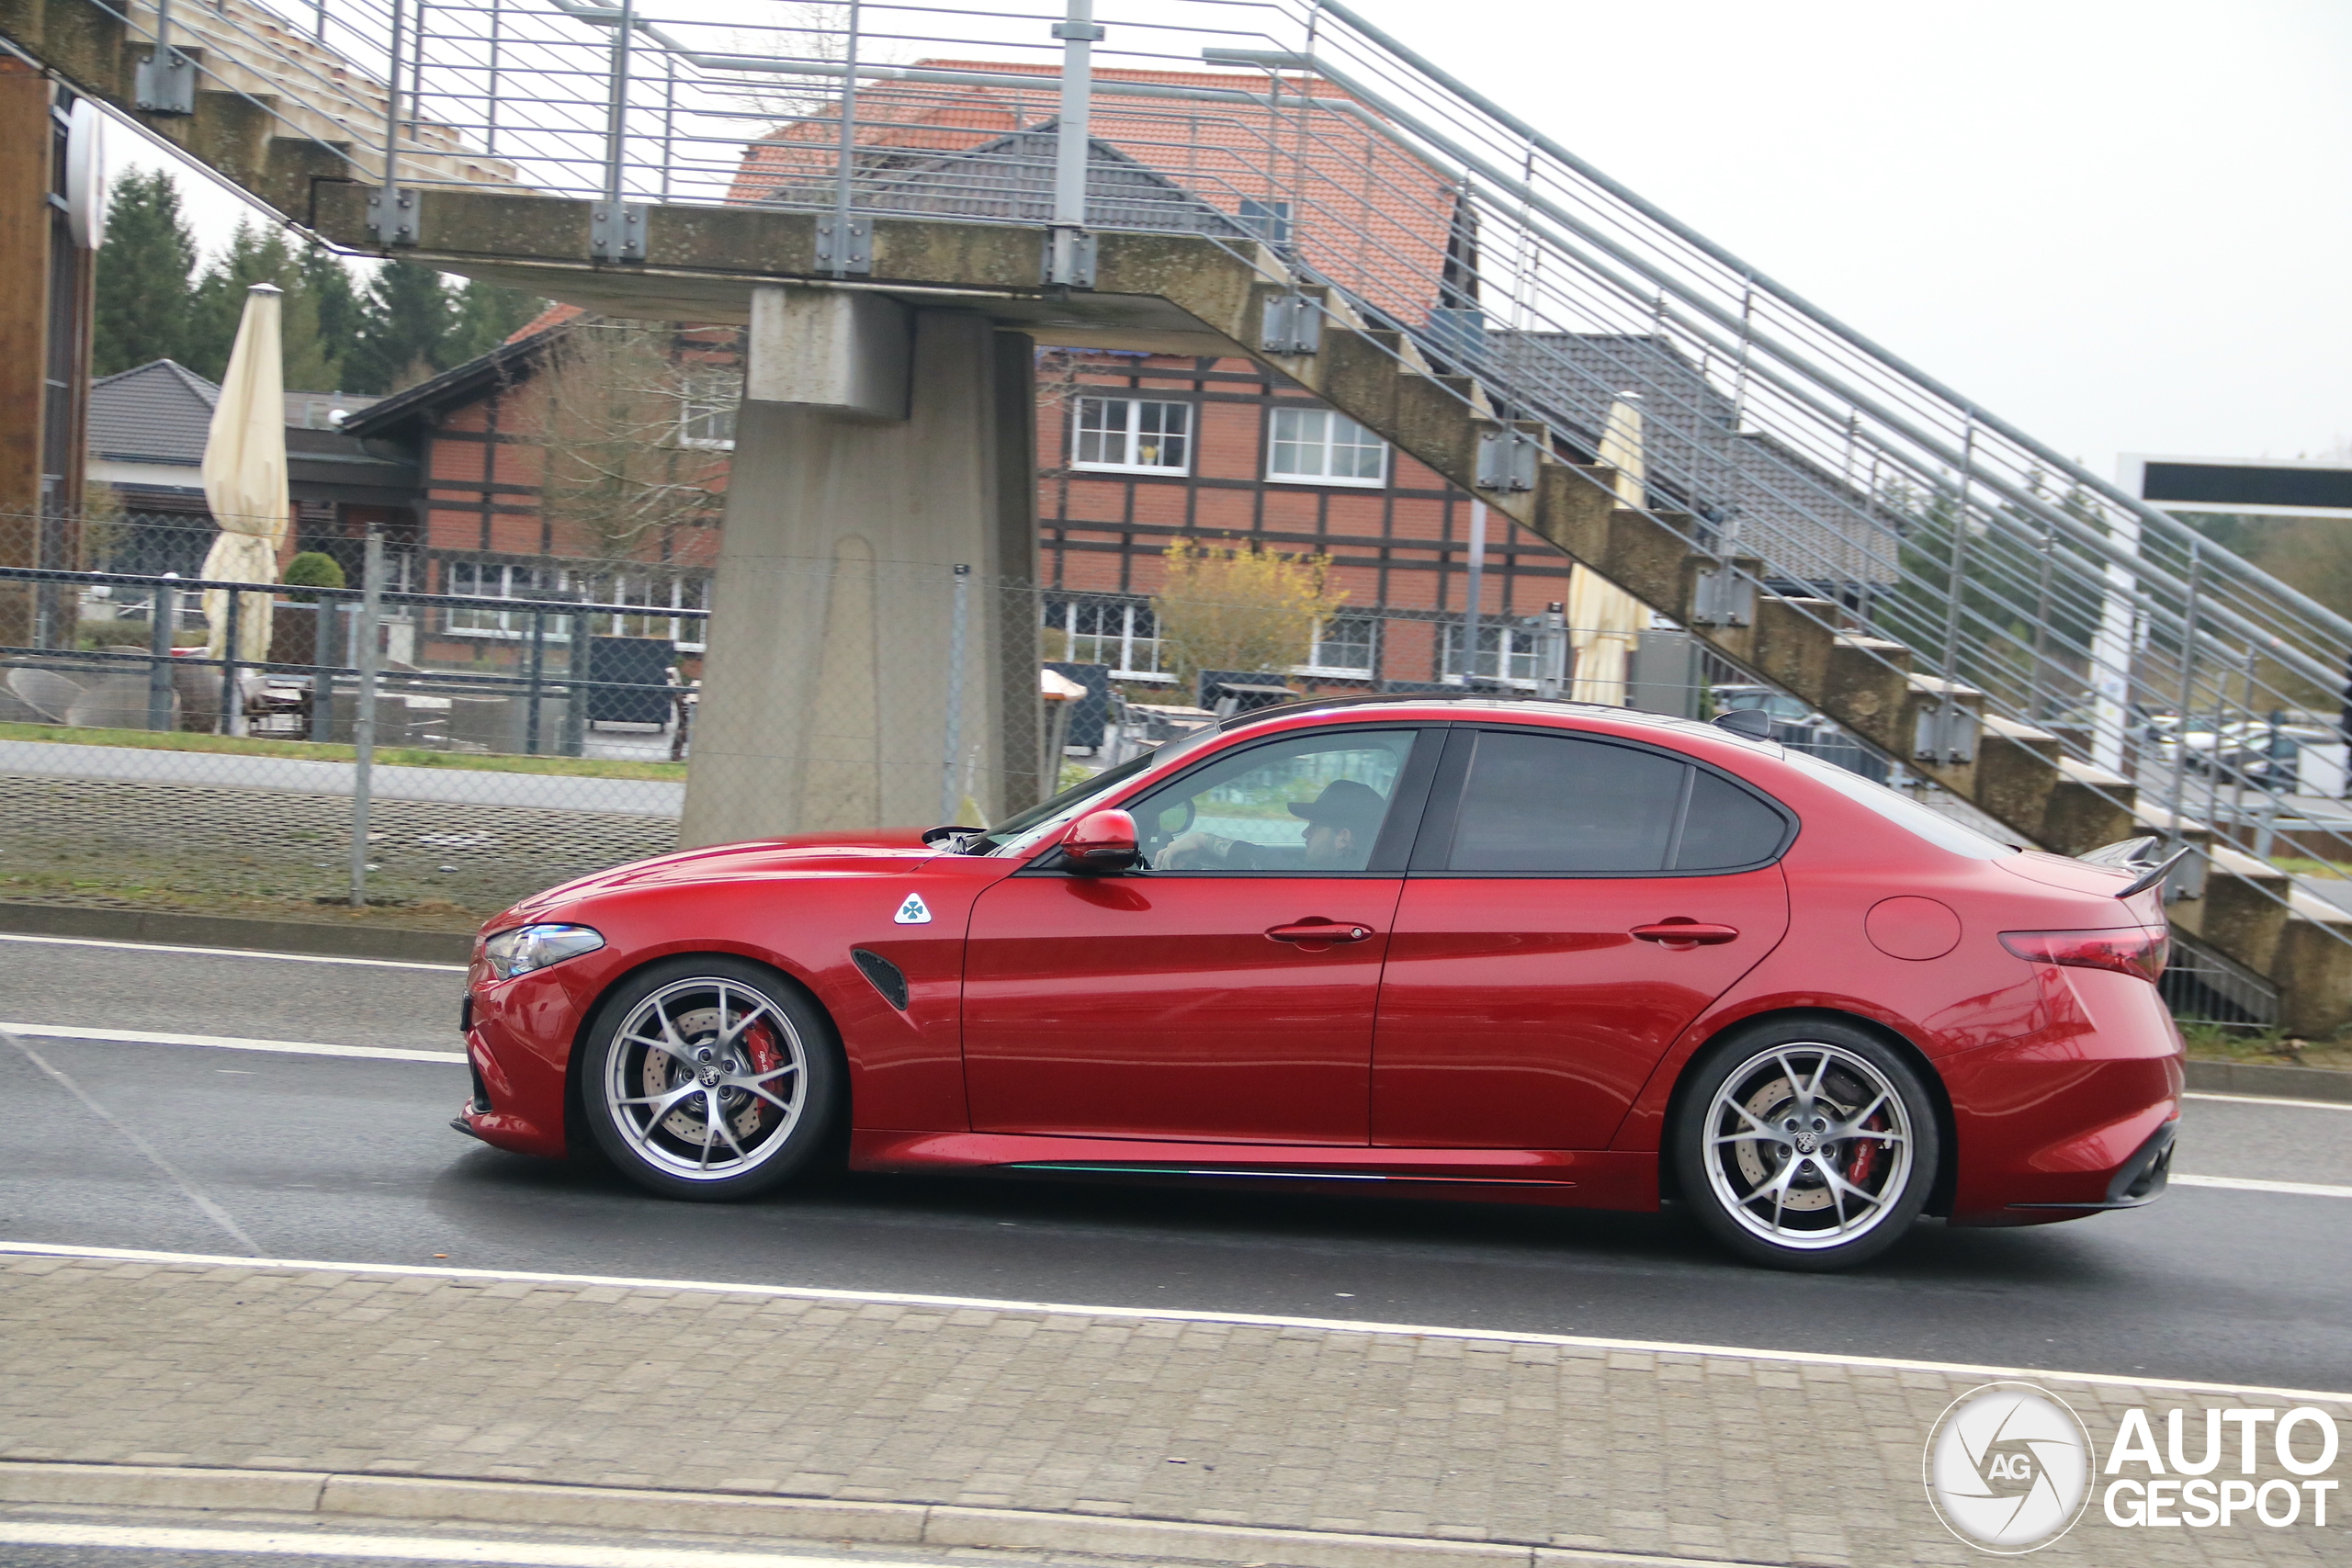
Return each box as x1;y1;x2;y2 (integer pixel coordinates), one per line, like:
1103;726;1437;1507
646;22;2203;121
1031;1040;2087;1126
1776;750;2018;860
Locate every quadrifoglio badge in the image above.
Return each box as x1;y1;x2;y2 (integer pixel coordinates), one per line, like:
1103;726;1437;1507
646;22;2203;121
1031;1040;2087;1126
1925;1382;2343;1553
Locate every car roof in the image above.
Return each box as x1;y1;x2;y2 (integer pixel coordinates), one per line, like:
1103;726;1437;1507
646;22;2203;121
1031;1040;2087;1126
1216;691;1739;748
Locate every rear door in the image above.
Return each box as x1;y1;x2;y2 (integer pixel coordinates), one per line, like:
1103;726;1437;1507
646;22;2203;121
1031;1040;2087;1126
1372;726;1792;1149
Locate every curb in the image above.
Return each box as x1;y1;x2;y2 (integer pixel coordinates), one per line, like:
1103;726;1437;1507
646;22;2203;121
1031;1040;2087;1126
0;900;471;964
0;1462;1727;1568
2184;1057;2352;1103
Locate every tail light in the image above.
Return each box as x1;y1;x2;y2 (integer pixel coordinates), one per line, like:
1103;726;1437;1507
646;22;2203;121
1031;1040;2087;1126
2000;927;2168;984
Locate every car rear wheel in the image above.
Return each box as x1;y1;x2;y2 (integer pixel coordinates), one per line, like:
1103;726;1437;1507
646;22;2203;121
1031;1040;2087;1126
582;957;842;1201
1674;1021;1939;1270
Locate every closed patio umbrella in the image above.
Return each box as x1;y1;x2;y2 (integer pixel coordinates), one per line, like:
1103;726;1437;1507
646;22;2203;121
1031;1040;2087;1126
199;282;290;730
1570;394;1649;705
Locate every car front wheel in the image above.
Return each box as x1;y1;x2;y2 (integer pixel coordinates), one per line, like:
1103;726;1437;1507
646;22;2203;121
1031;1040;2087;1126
1673;1021;1939;1270
582;957;842;1201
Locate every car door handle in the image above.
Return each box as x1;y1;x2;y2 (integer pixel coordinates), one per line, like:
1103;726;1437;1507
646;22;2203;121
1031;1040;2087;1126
1632;922;1739;946
1267;921;1375;944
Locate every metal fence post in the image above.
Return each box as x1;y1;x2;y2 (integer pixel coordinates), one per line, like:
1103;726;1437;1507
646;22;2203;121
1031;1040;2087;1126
525;606;547;755
562;608;588;758
349;527;384;908
940;563;970;821
146;573;178;731
1046;0;1102;286
218;588;243;736
1535;600;1566;700
311;600;337;742
603;0;635;207
2165;540;2200;859
1932;414;1975;763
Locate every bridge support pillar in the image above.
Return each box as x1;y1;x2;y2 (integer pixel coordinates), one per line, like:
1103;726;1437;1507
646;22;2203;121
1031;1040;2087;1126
680;302;1042;847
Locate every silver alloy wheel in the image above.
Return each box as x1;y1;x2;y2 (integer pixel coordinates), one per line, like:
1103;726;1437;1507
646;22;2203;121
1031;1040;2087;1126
601;976;808;1182
1700;1041;1914;1252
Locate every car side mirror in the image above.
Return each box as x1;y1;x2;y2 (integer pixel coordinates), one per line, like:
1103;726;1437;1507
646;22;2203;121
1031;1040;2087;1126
1060;808;1141;874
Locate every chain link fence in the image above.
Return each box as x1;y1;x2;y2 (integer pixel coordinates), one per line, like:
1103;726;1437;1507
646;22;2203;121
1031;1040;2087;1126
13;504;2266;1013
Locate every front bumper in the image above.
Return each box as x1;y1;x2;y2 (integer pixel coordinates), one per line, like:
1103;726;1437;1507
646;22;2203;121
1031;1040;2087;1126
448;963;597;1160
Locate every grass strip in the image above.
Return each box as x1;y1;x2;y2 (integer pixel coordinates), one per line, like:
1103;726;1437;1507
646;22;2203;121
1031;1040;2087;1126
0;721;685;781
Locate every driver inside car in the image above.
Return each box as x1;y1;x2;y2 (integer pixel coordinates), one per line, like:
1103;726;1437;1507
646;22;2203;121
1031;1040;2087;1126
1158;777;1387;871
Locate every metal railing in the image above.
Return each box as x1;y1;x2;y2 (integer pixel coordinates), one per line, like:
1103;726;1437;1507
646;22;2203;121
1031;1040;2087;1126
48;0;2352;955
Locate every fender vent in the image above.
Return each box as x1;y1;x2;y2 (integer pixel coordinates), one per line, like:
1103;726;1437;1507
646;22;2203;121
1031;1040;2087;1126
851;948;910;1011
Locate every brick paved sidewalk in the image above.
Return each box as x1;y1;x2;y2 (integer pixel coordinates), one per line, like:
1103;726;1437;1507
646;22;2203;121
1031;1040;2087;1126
0;1252;2343;1568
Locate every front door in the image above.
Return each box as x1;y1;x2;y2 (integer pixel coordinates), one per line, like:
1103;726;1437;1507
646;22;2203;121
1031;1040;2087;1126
1373;726;1792;1149
963;726;1435;1144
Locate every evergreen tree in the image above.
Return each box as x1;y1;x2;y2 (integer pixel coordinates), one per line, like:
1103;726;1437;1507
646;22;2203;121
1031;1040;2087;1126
185;220;344;390
92;167;199;376
344;259;457;393
445;276;545;366
301;247;362;384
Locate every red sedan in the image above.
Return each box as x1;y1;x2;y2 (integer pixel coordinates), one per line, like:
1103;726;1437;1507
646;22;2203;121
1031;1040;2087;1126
455;697;2183;1269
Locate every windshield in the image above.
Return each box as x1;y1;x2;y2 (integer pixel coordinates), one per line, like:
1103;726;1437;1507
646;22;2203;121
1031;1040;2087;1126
1776;750;2018;860
962;725;1220;858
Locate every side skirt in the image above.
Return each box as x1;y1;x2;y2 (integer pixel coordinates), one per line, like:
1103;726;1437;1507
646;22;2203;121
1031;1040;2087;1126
848;1131;1659;1211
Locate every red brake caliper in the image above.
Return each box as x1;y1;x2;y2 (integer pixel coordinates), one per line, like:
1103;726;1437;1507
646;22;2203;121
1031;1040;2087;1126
1848;1110;1883;1187
743;1025;784;1131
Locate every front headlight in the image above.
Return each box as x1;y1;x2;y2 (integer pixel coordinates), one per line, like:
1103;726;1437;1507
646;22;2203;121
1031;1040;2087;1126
481;923;605;980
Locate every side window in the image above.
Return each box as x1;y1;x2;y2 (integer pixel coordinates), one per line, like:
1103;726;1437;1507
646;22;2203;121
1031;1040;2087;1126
1676;769;1790;870
1441;729;1788;874
1127;729;1419;874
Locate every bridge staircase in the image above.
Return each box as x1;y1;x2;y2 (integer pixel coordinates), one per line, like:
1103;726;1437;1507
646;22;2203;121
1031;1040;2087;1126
4;0;2348;1027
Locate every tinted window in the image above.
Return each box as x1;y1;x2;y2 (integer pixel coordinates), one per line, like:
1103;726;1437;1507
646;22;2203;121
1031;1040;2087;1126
1443;730;1788;874
1447;731;1687;873
1676;769;1789;870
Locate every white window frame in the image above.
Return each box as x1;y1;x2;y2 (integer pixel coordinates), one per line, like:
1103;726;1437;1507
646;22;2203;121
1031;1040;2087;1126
1046;596;1175;682
1266;404;1388;489
442;561;710;652
677;378;740;450
1441;620;1542;689
1294;614;1377;679
1070;396;1193;476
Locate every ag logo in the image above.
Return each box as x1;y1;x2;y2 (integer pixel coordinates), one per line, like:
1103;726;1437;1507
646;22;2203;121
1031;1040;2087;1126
1924;1382;2092;1553
893;892;932;925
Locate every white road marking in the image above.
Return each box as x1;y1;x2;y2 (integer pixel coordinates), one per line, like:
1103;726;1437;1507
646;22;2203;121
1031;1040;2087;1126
3;1038;260;1256
0;1519;927;1565
0;931;466;972
2;1240;2346;1406
2184;1089;2352;1112
2174;1172;2352;1199
0;1022;462;1063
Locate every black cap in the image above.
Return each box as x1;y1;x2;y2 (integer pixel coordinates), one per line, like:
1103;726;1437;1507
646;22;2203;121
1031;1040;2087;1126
1288;778;1386;832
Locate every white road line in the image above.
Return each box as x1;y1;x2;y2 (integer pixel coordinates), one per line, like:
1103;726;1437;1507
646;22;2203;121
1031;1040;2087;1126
0;1022;462;1064
0;931;466;972
4;1038;260;1256
2174;1172;2352;1200
4;1239;2346;1406
2185;1089;2352;1112
0;1520;923;1566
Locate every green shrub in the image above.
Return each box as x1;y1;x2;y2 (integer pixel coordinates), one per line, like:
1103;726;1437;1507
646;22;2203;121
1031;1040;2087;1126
281;551;346;602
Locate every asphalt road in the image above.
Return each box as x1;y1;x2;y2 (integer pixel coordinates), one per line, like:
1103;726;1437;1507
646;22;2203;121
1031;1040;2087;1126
3;932;2348;1395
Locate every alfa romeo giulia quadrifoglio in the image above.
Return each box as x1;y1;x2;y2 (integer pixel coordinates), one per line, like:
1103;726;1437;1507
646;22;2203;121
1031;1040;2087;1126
454;696;2182;1269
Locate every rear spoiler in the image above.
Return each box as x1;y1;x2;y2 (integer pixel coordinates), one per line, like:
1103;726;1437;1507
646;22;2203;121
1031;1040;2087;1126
2079;835;2192;900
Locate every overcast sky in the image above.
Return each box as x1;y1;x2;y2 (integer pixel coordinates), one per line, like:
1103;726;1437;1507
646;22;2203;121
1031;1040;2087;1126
1340;0;2352;478
116;0;2346;479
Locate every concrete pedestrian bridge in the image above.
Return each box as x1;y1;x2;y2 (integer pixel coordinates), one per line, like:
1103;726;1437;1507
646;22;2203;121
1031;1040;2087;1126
6;0;2350;1028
